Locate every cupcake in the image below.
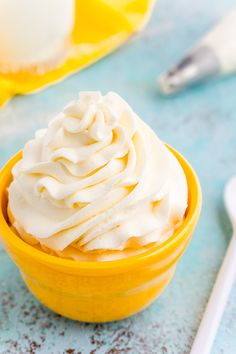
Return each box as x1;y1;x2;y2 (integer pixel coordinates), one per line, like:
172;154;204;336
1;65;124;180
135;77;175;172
0;92;201;322
0;0;74;74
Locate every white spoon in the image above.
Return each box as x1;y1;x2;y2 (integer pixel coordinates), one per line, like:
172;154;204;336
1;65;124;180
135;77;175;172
191;176;236;354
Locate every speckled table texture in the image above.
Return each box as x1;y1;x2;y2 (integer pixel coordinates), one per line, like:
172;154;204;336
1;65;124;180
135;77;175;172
1;0;236;353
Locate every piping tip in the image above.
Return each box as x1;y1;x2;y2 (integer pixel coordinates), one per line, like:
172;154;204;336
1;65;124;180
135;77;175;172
158;46;221;95
159;70;187;95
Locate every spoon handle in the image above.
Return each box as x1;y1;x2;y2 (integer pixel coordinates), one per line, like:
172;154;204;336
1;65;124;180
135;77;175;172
191;232;236;354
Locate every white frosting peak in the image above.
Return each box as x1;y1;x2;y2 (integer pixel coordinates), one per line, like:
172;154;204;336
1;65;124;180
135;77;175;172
8;92;188;258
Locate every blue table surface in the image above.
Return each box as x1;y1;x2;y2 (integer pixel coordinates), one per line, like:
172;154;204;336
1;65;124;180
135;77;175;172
1;0;236;353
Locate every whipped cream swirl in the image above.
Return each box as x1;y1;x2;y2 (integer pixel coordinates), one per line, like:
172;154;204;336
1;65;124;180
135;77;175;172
8;92;188;256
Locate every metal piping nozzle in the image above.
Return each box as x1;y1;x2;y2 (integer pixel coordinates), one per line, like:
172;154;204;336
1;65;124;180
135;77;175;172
159;46;220;95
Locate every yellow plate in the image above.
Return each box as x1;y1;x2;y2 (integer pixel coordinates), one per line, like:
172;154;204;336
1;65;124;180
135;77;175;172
0;0;154;107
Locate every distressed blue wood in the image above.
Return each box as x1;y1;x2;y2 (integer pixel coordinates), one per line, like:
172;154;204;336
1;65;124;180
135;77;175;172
0;0;236;352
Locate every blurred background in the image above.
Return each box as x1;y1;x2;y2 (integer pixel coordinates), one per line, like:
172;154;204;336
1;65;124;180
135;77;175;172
0;0;236;353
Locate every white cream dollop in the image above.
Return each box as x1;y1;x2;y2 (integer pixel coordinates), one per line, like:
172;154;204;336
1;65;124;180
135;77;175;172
0;0;74;73
8;92;188;257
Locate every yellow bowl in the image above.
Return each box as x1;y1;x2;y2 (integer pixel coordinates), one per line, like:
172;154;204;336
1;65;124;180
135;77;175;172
0;146;201;322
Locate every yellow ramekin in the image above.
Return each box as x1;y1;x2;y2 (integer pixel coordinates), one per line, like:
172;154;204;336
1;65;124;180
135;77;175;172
0;146;201;323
